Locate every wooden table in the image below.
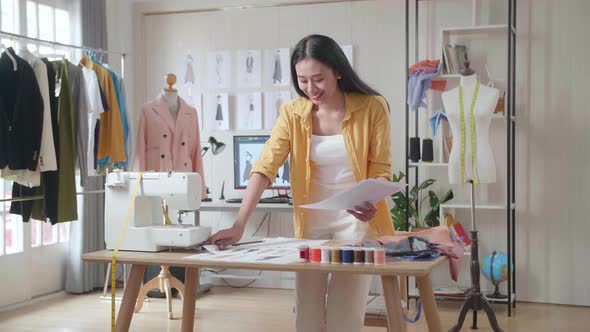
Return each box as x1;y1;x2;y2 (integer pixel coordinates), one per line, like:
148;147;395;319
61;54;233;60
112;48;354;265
82;249;446;332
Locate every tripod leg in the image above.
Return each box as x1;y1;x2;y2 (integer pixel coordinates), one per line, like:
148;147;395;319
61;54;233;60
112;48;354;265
480;298;504;332
472;309;478;329
448;295;471;332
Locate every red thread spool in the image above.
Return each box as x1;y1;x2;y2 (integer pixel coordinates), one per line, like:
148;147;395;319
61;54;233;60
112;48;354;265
298;245;310;262
310;247;322;263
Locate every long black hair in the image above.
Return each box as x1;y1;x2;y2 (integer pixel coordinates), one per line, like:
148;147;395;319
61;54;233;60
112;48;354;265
290;34;381;98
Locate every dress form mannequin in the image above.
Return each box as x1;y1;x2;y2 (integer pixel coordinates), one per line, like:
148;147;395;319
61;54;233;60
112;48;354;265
442;73;499;184
445;63;504;332
135;73;186;320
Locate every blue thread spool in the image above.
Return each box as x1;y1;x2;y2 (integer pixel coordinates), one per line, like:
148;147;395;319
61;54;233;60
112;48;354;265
341;247;354;264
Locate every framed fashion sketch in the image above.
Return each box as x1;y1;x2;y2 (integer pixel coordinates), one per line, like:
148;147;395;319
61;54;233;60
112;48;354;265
263;90;291;130
237;49;262;88
264;48;290;87
237;92;262;130
207;51;231;89
203;93;229;130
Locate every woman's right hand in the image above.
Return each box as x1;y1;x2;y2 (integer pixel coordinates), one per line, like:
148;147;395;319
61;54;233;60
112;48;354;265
208;223;246;249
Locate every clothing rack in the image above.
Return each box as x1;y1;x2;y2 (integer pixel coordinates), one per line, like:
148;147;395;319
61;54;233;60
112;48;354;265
0;190;106;203
1;30;125;204
0;30;126;78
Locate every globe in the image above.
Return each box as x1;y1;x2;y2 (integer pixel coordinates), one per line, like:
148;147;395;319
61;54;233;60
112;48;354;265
480;250;512;299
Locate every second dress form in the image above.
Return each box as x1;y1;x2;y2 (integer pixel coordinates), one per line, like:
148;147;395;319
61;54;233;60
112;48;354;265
442;74;499;184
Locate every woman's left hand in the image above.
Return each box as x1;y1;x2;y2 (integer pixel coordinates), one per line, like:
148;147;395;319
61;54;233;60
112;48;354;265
347;201;376;222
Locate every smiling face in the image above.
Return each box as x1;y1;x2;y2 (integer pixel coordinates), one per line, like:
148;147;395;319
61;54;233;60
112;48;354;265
295;57;341;106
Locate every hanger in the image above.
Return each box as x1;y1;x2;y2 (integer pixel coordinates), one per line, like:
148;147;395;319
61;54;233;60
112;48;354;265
164;73;177;93
0;41;18;71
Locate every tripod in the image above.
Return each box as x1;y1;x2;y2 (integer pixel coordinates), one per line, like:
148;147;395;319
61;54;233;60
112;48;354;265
449;180;503;332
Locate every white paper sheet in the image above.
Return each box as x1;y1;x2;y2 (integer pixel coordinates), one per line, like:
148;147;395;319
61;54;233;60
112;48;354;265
300;179;406;210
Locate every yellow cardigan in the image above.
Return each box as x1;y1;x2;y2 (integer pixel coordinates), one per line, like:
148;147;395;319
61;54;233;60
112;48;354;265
251;92;395;239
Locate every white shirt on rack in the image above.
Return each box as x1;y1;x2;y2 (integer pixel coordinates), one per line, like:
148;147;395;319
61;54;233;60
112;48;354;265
82;66;105;176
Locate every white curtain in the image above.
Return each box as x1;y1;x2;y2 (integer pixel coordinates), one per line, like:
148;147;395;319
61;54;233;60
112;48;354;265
65;0;107;294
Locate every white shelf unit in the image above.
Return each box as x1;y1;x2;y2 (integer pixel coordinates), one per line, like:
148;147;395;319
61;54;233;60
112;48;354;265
409;162;448;168
405;0;517;316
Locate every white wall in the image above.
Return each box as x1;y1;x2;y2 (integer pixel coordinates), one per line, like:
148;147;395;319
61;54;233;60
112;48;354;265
514;0;590;306
105;0;590;306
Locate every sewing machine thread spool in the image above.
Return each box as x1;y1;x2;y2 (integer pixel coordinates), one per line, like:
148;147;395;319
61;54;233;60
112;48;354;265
422;138;434;162
310;247;322;263
374;248;386;265
320;247;331;264
298;245;310;262
331;247;342;264
410;137;421;162
364;248;375;264
353;248;365;264
341;247;354;264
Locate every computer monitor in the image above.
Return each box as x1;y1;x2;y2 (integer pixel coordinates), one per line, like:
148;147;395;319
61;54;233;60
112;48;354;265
233;135;290;190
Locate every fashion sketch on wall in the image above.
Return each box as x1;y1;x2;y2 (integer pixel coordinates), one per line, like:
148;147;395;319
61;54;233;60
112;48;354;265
264;48;290;87
237;49;262;88
237;92;262;130
184;53;196;85
263;91;291;130
204;93;229;130
207;51;231;89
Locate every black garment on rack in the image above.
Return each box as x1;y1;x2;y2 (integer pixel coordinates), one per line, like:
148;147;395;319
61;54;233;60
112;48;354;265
25;58;61;223
0;48;44;170
9;57;60;223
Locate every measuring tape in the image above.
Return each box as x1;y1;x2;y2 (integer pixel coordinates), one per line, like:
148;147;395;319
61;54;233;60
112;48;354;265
459;81;480;185
111;172;143;332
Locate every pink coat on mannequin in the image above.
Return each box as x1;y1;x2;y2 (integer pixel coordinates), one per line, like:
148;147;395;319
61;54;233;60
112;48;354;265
135;95;207;198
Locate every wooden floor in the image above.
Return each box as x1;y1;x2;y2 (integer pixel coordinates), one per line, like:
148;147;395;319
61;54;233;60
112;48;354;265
0;287;588;331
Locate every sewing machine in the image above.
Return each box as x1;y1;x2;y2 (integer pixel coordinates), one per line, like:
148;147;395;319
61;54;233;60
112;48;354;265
104;171;211;252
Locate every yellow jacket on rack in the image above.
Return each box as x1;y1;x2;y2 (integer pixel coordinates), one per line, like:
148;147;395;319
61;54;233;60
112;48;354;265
79;56;126;164
251;92;395;239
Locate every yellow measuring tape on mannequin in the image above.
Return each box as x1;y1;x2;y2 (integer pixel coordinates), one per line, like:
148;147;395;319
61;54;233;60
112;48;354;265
459;80;480;185
111;172;143;332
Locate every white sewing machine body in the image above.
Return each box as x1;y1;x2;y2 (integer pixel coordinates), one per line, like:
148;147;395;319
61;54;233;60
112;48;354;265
105;171;211;252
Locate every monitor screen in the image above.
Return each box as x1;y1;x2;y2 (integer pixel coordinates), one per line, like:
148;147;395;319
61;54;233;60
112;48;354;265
233;135;290;189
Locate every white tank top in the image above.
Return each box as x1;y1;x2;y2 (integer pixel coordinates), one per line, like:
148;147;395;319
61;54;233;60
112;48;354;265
305;134;359;236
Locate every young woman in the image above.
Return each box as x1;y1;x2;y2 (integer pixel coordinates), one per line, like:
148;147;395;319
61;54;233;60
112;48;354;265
209;34;395;332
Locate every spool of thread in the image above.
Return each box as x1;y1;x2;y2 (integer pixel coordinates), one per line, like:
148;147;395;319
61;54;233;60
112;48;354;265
374;248;386;265
298;245;310;262
310;247;322;263
364;248;375;264
422;138;434;162
353;248;365;264
409;137;421;162
341;247;354;264
331;247;342;264
320;247;331;264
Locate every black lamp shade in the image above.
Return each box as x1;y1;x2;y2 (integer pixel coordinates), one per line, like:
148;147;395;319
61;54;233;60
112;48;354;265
208;136;226;155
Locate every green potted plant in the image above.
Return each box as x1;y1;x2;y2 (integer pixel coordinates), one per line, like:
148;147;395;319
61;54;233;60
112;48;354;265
390;171;454;231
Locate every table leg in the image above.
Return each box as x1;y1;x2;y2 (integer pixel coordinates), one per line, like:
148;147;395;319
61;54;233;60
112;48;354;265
181;267;199;332
416;275;442;332
381;275;407;332
116;264;145;332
